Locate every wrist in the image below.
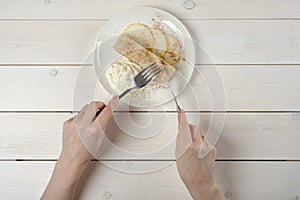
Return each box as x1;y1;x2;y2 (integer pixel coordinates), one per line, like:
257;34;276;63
189;182;223;200
55;156;88;188
59;149;91;168
57;155;87;170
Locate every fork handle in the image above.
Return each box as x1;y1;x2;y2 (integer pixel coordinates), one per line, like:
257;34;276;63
119;87;134;99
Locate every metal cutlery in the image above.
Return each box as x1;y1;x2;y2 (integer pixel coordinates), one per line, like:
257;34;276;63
170;89;181;111
159;81;181;111
119;62;161;99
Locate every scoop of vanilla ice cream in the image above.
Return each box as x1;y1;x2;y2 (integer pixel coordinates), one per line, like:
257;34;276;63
105;57;143;94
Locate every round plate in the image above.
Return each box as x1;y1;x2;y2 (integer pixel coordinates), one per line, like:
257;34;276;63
94;7;195;107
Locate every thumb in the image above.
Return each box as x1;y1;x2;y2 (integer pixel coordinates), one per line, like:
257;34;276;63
97;96;119;131
177;109;186;128
176;109;193;158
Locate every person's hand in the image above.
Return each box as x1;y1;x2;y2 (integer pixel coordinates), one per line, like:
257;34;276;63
176;109;225;200
41;97;119;200
59;96;119;167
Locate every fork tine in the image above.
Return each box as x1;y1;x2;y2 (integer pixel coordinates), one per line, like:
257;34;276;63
140;62;157;75
141;65;157;77
119;62;161;98
145;67;161;80
147;72;160;83
146;69;162;82
144;65;160;78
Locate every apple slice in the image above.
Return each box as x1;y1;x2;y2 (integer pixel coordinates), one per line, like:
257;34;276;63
113;34;175;82
163;34;181;66
124;23;153;49
148;27;168;58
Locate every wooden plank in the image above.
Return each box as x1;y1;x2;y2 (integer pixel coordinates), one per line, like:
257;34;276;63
1;0;300;19
0;66;89;112
0;21;103;65
1;20;300;64
1;113;300;159
0;65;299;111
0;161;299;200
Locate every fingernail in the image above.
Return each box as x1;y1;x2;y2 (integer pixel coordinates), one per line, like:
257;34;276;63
111;96;119;110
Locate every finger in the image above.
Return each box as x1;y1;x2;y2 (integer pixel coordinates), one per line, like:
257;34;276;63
176;109;193;159
80;104;89;113
200;130;206;141
85;101;105;122
212;147;217;159
193;129;205;148
178;110;193;141
177;109;186;128
189;124;204;142
199;138;214;159
63;117;74;128
96;96;119;131
177;109;189;132
74;104;88;125
76;104;89;119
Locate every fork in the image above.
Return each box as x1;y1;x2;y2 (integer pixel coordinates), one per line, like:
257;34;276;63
171;89;181;111
119;62;161;99
159;81;181;111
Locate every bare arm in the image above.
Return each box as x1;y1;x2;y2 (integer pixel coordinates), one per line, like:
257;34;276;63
175;109;225;200
41;97;118;200
40;155;87;200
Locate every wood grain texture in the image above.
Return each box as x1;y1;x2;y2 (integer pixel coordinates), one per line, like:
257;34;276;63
1;20;300;64
0;1;299;199
0;161;299;200
1;113;300;159
0;65;299;111
0;21;103;65
1;0;300;19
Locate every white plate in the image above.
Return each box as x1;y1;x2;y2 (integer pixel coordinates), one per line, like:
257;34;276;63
94;7;195;107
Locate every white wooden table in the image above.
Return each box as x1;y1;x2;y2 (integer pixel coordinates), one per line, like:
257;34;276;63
1;1;300;199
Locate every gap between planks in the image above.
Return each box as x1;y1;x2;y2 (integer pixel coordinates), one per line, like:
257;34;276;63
0;111;299;113
1;18;300;21
2;63;300;66
1;159;300;162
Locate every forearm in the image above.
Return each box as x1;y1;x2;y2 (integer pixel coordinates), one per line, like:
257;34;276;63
41;156;88;200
